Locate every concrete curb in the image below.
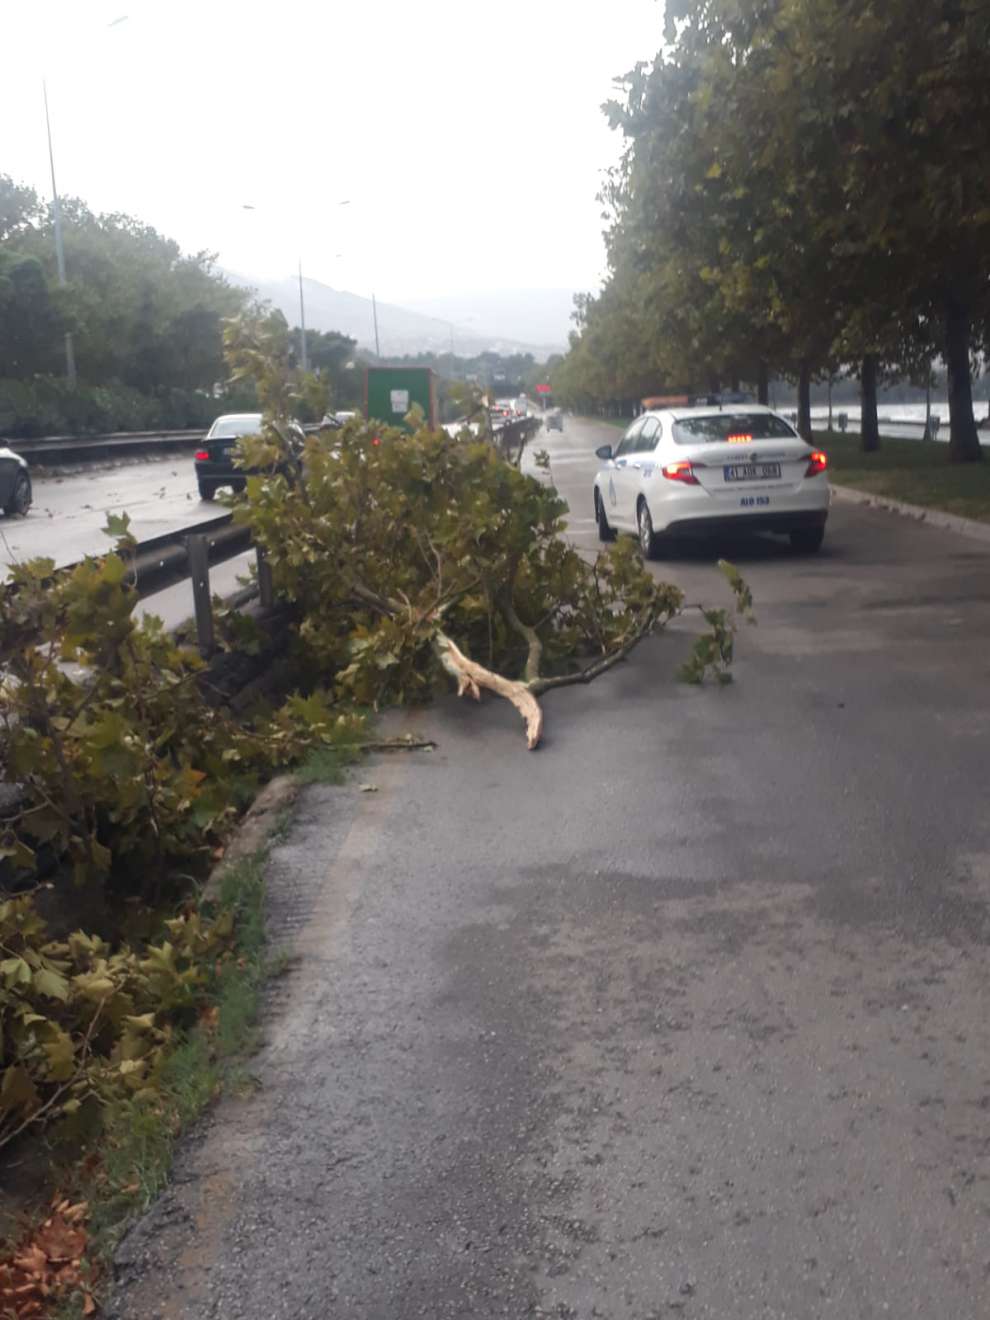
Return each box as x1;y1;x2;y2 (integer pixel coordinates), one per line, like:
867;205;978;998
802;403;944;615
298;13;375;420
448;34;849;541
831;483;990;545
201;774;300;902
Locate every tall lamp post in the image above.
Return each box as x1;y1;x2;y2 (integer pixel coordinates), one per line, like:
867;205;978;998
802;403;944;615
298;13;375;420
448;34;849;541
243;199;350;372
42;80;74;384
43;15;129;386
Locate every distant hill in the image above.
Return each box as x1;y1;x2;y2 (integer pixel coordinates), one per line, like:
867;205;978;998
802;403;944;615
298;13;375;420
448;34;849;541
402;288;576;352
225;272;566;360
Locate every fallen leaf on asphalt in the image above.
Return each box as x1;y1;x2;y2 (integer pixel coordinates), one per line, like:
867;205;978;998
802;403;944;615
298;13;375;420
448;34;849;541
359;783;379;793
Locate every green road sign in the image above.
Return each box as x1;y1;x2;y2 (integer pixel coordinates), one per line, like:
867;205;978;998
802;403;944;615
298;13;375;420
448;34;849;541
365;367;438;433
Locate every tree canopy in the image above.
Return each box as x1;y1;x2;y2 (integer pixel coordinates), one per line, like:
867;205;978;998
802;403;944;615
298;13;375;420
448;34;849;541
556;0;990;460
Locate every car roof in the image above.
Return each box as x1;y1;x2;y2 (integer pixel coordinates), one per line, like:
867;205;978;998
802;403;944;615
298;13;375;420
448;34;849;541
658;404;778;423
213;412;262;423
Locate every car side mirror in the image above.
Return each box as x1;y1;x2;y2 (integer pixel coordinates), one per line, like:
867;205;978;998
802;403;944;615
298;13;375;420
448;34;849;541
595;444;613;461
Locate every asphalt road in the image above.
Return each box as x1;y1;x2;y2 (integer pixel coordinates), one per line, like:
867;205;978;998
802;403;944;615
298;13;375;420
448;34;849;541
0;455;253;630
0;455;212;576
112;416;990;1319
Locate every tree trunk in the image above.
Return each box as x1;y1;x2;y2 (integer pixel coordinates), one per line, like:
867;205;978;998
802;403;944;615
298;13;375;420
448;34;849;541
860;354;880;453
757;361;769;406
730;373;741;394
945;294;982;463
797;361;812;441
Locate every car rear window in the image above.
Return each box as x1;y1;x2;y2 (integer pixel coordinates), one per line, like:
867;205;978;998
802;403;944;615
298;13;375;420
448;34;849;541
211;416;263;438
672;413;799;444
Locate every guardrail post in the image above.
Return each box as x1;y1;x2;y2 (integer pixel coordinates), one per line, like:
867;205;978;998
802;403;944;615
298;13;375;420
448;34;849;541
186;534;215;656
256;545;274;610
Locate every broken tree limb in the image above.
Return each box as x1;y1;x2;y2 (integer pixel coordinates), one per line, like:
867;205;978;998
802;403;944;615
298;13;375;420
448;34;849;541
499;591;544;685
434;631;544;749
530;605;660;696
336;738;437;752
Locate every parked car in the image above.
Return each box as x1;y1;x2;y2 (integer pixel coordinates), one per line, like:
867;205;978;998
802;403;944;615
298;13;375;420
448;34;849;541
592;405;829;556
0;446;32;517
194;413;306;501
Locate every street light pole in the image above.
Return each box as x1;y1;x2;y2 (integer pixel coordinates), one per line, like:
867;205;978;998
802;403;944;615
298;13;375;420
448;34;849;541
43;79;75;385
297;258;308;372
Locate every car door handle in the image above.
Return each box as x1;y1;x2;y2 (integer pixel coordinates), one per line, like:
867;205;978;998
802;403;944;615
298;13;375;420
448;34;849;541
630;462;643;470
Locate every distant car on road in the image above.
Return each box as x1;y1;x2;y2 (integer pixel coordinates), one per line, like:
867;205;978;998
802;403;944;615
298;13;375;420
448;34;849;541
592;405;829;556
0;446;32;517
194;413;305;501
545;410;564;432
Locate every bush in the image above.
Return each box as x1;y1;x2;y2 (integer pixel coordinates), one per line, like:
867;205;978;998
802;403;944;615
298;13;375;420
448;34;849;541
0;375;258;439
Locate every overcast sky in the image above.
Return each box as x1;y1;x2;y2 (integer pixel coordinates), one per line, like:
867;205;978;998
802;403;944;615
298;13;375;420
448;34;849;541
3;0;663;306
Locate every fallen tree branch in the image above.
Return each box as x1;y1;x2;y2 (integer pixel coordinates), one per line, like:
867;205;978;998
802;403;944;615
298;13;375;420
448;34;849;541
499;591;544;685
335;738;437;752
434;631;544;749
530;606;661;695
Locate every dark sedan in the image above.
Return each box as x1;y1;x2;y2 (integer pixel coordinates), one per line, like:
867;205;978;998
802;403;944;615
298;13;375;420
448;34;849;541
194;413;305;501
0;446;32;517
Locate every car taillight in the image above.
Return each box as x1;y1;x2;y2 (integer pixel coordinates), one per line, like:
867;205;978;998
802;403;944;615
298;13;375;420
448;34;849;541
662;461;700;485
805;450;828;477
195;450;210;461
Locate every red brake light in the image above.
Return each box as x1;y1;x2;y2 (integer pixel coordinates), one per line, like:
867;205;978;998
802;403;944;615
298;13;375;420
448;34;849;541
727;433;753;444
805;450;828;477
195;450;210;461
662;461;700;486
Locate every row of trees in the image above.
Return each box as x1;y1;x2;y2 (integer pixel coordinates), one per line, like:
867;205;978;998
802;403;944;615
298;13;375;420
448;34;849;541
1;177;246;391
0;173;558;435
552;0;990;461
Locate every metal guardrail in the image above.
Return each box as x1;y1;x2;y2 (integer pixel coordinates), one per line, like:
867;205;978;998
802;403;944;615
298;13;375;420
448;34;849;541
1;511;263;661
9;428;205;463
8;423;326;465
3;417;545;657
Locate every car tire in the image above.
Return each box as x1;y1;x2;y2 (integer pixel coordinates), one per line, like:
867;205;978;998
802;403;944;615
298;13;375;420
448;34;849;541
3;471;32;517
198;482;218;502
596;491;616;542
790;526;825;553
637;499;661;560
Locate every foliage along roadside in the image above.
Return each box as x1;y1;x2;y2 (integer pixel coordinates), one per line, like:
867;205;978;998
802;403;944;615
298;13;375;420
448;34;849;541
0;841;291;1320
1;308;753;1318
227;311;754;749
553;0;990;461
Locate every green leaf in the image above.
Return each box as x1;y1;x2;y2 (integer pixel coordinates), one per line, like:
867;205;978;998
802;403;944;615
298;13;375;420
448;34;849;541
0;1064;39;1113
32;966;71;1001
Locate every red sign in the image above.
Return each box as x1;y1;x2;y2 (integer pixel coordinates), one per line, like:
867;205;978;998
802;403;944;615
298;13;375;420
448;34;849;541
535;383;552;394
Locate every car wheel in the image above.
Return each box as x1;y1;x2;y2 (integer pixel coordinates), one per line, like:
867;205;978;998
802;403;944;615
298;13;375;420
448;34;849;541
637;499;660;560
595;491;616;542
4;471;32;517
198;481;217;502
790;526;825;553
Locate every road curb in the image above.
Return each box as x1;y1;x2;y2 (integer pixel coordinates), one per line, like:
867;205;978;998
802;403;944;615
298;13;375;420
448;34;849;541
831;483;990;544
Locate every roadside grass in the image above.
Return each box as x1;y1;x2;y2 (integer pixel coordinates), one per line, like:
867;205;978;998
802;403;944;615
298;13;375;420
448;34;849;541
47;729;371;1317
295;728;367;785
48;850;279;1319
819;430;990;522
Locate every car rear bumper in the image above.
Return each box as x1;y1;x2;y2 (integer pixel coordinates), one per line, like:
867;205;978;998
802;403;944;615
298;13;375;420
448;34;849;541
663;508;828;538
194;460;247;486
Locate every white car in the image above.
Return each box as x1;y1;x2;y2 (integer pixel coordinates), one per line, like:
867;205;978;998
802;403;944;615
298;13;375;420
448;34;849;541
592;405;830;556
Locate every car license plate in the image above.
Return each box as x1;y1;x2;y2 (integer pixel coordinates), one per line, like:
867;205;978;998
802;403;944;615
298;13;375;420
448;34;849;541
723;462;781;482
